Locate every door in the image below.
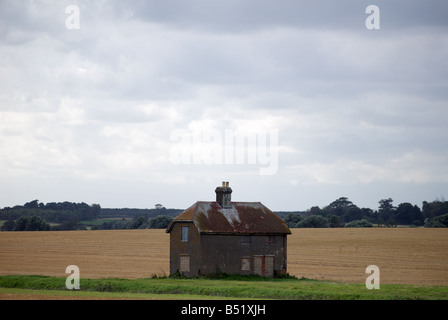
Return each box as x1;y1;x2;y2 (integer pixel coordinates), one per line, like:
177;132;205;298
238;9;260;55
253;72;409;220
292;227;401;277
253;255;274;277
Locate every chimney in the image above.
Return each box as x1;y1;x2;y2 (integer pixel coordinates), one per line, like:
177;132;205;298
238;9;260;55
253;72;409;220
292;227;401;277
215;181;232;208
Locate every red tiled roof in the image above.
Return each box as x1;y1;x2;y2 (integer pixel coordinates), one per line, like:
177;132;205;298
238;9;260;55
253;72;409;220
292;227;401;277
166;201;291;235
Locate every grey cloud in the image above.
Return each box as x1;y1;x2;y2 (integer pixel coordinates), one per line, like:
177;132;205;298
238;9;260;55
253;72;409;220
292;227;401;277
124;0;448;32
1;0;447;209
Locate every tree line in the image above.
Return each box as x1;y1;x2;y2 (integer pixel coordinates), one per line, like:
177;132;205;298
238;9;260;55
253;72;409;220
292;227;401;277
91;206;182;230
282;197;448;228
1;197;447;231
91;215;173;230
0;200;101;231
0;200;181;231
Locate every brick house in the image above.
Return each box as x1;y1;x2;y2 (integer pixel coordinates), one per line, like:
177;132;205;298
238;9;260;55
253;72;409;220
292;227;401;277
166;182;291;277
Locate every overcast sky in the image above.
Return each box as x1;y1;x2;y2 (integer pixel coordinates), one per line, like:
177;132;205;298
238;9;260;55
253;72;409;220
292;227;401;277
1;0;447;211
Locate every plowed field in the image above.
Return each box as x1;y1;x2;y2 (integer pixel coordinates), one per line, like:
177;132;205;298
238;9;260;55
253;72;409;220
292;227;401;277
0;228;447;285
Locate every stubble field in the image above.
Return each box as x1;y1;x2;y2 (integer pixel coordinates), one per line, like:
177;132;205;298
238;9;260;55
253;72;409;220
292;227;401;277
0;228;447;286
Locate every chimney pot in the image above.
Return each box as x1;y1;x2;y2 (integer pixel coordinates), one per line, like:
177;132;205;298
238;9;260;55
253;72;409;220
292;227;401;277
215;181;232;208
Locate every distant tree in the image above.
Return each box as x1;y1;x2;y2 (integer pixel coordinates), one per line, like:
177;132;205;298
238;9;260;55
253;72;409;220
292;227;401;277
379;198;395;210
14;215;50;231
148;215;172;229
284;213;302;228
131;216;147;229
344;219;373;228
422;200;448;220
343;206;363;222
309;206;324;216
296;215;329;228
327;214;344;227
324;197;357;218
14;216;27;231
395;203;423;225
90;204;101;218
424;213;448;228
57;219;83;230
45;202;58;210
1;220;16;231
378;198;396;223
29;215;48;231
360;207;374;220
24;200;39;209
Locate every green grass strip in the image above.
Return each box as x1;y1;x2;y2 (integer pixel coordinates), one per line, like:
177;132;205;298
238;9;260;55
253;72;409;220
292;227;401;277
0;275;447;300
0;287;240;300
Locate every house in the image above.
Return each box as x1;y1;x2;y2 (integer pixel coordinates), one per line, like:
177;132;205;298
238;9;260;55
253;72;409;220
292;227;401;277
165;182;291;277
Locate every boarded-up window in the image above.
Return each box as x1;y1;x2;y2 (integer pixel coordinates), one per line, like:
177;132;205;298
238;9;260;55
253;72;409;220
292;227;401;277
266;235;276;244
181;226;189;242
241;235;251;244
179;255;190;272
241;257;251;271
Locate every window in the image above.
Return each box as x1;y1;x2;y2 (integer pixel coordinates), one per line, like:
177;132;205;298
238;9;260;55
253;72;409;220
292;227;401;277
266;235;276;245
241;257;251;271
241;235;251;244
181;226;189;242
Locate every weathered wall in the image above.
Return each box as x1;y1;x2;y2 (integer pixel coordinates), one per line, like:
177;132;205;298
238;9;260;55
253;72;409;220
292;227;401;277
199;234;287;276
169;222;201;276
170;221;288;276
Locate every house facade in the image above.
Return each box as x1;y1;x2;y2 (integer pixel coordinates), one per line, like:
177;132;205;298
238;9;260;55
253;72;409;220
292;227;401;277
166;182;291;277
